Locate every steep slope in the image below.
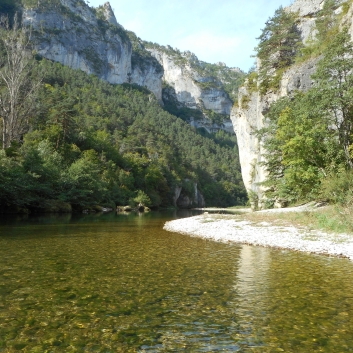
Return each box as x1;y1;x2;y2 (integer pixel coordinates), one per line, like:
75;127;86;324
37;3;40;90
13;0;244;132
17;0;164;99
145;43;245;133
231;0;348;207
0;59;247;210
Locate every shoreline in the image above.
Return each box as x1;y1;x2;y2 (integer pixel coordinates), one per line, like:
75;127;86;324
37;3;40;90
164;212;353;261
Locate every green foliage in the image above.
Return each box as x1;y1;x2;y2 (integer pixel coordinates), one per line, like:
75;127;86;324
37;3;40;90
259;29;353;204
296;0;347;63
244;71;258;94
311;28;353;168
131;190;151;207
320;170;353;206
79;47;104;74
255;6;302;94
197;80;221;91
240;94;251;110
196;63;245;102
0;59;247;211
126;31;163;74
162;82;204;122
247;190;259;211
0;0;20;18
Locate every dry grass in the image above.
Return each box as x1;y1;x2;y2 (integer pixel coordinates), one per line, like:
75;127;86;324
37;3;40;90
241;206;353;234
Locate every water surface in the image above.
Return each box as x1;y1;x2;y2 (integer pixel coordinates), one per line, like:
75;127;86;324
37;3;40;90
1;211;353;352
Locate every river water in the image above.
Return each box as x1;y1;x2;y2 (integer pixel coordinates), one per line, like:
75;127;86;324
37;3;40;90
1;211;353;352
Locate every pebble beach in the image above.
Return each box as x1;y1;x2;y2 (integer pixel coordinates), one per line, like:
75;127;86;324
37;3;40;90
164;212;353;260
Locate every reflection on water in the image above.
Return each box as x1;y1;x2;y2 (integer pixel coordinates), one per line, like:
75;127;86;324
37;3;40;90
0;211;353;352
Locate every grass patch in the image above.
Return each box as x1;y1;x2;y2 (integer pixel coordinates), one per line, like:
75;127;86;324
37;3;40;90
242;205;353;235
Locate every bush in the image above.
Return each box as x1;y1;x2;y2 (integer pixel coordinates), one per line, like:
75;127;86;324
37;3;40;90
320;170;353;206
131;190;151;207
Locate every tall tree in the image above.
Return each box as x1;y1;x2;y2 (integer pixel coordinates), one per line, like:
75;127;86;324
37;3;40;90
312;28;353;169
259;28;353;203
0;14;42;149
255;6;301;93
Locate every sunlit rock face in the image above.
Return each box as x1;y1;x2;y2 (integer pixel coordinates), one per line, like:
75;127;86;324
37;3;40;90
149;49;233;115
22;0;132;84
130;57;163;102
21;0;163;99
230;0;348;207
231;60;318;204
21;0;238;126
286;0;324;43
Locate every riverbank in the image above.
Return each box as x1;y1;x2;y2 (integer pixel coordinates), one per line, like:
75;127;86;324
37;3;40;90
164;207;353;260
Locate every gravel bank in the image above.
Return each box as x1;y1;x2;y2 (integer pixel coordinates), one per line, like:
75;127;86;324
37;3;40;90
164;214;353;260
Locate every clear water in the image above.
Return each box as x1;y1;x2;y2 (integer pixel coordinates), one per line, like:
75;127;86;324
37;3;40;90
1;211;353;352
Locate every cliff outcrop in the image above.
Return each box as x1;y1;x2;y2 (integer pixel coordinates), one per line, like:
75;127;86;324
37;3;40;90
230;0;349;207
147;44;244;133
20;0;163;98
18;0;241;126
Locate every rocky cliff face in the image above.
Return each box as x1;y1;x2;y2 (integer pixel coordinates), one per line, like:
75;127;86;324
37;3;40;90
22;0;132;84
231;59;318;204
21;0;163;98
148;48;233;115
231;0;345;206
20;0;238;117
173;183;205;209
147;45;244;133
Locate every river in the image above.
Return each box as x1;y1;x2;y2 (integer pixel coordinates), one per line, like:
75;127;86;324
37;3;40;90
1;211;353;352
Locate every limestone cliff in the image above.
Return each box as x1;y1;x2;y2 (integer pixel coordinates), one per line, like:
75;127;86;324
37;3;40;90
146;44;244;133
231;0;346;206
173;183;205;209
231;59;318;204
18;0;239;116
20;0;162;98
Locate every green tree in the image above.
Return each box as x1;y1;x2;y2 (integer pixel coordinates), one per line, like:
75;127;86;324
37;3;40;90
132;190;151;207
259;29;353;203
255;6;301;94
311;28;353;169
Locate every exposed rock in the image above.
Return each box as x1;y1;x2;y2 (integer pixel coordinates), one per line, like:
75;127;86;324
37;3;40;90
101;2;120;28
149;48;232;115
174;183;205;209
22;0;132;85
230;0;348;207
286;0;344;43
131;55;163;102
286;0;324;44
20;0;242;125
231;59;319;206
189;116;234;134
21;0;163;99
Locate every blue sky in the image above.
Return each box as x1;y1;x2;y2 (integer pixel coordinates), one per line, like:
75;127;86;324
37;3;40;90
88;0;293;71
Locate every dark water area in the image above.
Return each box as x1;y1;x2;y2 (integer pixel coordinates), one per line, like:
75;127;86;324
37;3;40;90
1;211;353;352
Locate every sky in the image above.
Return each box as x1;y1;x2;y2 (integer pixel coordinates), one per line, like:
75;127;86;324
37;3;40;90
87;0;293;72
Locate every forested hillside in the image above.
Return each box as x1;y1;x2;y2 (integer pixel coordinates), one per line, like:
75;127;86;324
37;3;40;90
0;57;246;212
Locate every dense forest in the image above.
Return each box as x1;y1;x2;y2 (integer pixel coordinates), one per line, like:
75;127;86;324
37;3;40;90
250;0;353;210
0;22;246;213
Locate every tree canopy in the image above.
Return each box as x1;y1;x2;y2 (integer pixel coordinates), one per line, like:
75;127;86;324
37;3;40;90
0;58;247;212
255;6;301;94
259;29;353;205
